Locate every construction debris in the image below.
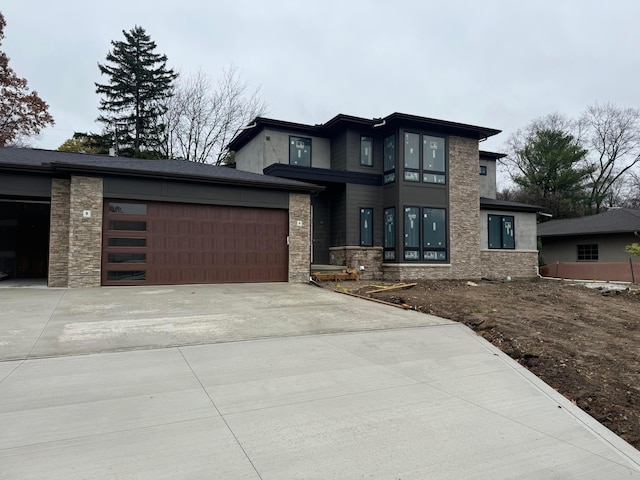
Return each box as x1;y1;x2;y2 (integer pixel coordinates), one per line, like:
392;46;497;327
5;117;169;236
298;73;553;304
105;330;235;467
365;283;418;294
311;269;360;282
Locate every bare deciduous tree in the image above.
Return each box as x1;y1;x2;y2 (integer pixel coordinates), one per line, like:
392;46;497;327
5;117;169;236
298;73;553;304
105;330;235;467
160;66;266;165
581;103;640;213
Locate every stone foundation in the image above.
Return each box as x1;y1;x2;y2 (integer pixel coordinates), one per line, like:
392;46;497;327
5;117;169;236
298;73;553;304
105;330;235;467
329;246;383;281
480;250;539;279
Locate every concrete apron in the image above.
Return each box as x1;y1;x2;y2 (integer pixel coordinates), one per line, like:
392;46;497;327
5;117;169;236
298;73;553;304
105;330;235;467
1;282;639;479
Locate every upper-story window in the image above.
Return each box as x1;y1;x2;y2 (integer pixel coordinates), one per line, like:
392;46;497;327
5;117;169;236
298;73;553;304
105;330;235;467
289;136;311;166
480;165;487;176
360;136;373;166
423;136;446;184
383;135;396;183
404;133;420;182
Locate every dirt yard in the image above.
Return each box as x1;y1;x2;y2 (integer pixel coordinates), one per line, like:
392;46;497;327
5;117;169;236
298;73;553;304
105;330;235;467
326;278;640;450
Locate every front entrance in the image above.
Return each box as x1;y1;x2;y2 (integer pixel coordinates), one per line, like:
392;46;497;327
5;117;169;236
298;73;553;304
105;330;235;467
0;200;50;279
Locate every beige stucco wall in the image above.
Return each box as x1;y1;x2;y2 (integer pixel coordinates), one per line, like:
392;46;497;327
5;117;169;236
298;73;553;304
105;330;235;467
234;130;266;174
479;159;497;199
480;210;538;251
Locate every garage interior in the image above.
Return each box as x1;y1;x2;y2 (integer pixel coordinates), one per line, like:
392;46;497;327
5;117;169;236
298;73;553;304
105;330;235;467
0;199;50;280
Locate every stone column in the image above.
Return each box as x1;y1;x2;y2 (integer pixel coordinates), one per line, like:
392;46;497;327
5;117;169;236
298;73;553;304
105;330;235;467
288;193;311;282
48;179;71;287
68;176;104;288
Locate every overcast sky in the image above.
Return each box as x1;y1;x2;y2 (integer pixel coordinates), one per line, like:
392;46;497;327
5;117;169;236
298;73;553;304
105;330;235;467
3;0;639;155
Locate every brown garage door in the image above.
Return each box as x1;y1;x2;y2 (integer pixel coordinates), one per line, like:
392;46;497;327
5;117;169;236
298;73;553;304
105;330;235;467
102;200;289;286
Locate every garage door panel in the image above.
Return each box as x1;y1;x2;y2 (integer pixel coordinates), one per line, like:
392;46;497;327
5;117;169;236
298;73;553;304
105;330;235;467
103;200;288;286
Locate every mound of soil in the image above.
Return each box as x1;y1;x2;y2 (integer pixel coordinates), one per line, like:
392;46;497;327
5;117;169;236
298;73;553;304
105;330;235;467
334;278;640;449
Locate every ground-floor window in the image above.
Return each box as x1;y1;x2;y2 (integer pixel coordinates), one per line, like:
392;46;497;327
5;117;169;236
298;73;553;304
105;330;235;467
488;214;515;249
402;206;448;262
360;208;373;246
384;207;396;260
577;243;598;261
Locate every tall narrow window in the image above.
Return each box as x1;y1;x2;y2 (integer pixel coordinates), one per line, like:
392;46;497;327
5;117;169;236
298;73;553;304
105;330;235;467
404;132;420;181
423;208;447;261
422;135;446;184
488;215;515;249
404;206;420;260
360;136;373;166
360;208;373;246
383;135;396;183
384;207;396;261
289;136;311;166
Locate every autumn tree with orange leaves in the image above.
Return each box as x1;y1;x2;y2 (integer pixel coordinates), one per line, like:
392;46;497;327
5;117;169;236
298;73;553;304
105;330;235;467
0;12;54;146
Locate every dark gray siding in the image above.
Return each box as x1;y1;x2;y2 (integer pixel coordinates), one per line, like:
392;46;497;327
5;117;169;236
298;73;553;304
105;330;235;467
103;177;289;209
399;184;448;208
0;173;51;198
330;185;347;246
330;132;347;171
344;130;383;175
346;184;382;246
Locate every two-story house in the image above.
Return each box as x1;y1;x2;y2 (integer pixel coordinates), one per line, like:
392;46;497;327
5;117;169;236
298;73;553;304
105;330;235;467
230;112;540;281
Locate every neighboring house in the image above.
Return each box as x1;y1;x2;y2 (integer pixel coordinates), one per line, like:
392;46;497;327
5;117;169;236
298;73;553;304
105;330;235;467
537;209;640;281
0;147;321;287
230;113;541;281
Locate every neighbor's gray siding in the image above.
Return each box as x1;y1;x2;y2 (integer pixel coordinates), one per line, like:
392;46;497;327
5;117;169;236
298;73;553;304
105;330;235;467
540;232;639;264
103;177;289;209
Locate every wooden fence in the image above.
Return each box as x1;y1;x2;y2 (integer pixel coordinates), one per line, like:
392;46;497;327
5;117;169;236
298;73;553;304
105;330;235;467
539;260;640;283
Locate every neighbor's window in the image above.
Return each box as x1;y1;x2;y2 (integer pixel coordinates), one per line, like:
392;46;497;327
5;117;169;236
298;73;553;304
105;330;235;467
360;136;373;166
423;208;447;261
383;134;396;183
404;206;420;260
384;207;396;260
488;215;515;249
289;136;311;166
360;208;373;246
404;132;420;182
479;165;487;176
577;244;598;261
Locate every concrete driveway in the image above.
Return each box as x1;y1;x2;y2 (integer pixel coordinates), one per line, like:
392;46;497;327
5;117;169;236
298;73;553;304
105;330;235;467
1;282;639;479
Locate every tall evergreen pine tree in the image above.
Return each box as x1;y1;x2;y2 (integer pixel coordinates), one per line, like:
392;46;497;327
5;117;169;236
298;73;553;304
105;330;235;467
96;26;177;158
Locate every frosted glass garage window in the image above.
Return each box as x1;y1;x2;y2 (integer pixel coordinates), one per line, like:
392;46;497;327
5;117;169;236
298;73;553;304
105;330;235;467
289;136;311;166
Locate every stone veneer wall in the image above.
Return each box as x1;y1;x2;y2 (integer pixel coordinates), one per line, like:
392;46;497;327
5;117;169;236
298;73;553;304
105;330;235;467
68;176;104;288
288;193;311;282
480;250;539;279
384;135;481;282
48;179;71;287
329;246;382;281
